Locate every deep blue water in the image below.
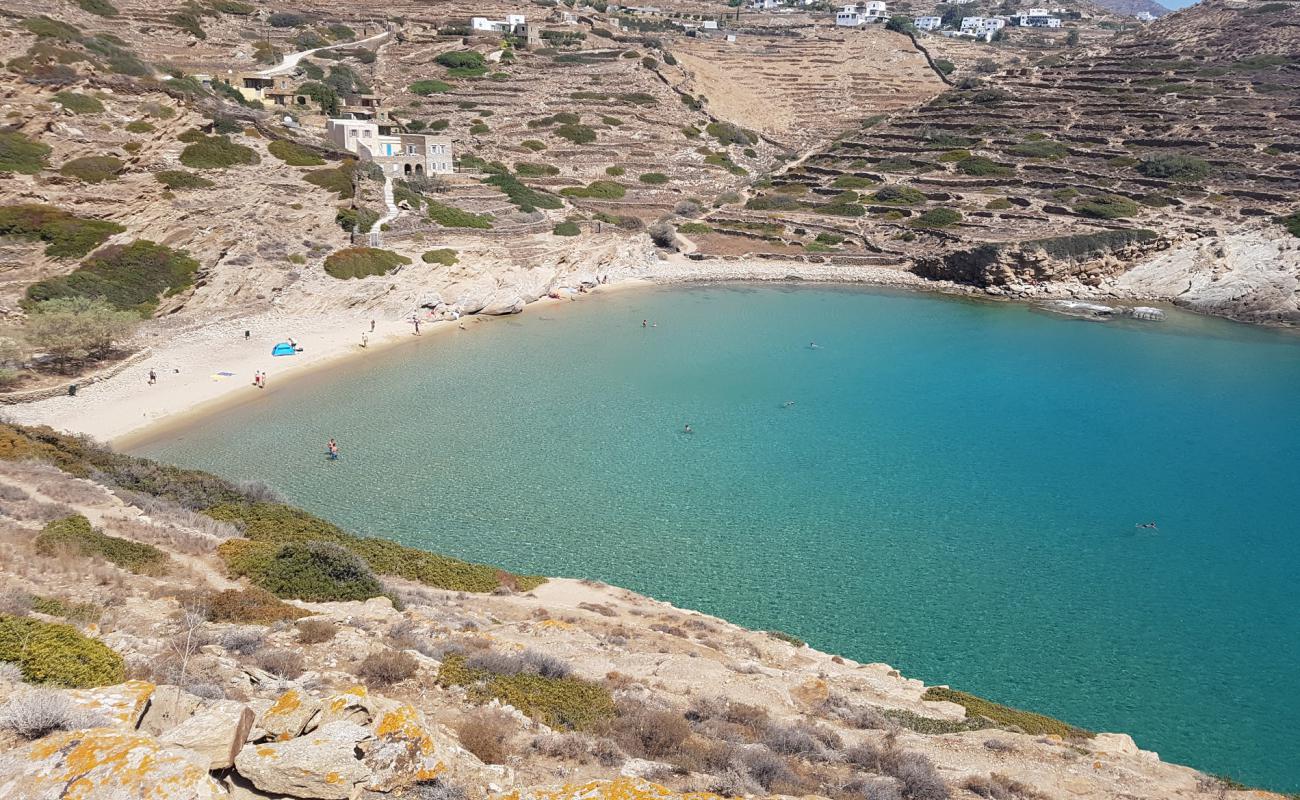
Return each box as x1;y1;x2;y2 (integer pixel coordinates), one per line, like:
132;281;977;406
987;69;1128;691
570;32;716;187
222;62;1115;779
136;285;1300;791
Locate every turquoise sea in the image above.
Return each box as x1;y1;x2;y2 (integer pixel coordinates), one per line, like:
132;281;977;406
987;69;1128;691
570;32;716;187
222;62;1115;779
136;285;1300;792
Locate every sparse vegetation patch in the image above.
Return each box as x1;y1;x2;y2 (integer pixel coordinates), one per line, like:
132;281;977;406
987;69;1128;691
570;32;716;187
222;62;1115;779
323;247;411;279
0;204;123;258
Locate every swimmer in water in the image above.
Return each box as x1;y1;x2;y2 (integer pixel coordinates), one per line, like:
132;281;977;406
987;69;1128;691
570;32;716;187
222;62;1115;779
809;341;820;349
683;424;693;434
783;400;796;408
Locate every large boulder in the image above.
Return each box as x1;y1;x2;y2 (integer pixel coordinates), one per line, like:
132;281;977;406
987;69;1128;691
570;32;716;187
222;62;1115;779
65;680;155;730
0;727;223;799
234;720;371;800
259;688;322;741
309;685;377;731
139;684;207;735
366;702;509;795
160;700;256;769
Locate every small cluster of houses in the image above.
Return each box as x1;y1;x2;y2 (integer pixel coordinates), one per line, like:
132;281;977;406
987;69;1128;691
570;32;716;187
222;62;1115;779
914;6;1065;41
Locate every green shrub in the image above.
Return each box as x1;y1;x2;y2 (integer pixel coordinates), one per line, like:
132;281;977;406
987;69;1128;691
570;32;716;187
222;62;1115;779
1008;140;1068;159
939;149;971;163
766;630;805;647
986;198;1013;210
522;140;547;151
421;248;458;265
553;221;581;236
207;502;544;592
0;204;123;258
956;156;1013;177
638;172;669;185
322;247;411;279
560;180;625;200
485;173;562;212
268;11;307;27
870;186;926;205
180;135;259;169
30;595;102;622
469;123;490;135
912;208;963;228
438;654;614;730
154;170;214;190
335;206;380;234
224;540;386;602
1136;153;1211;182
516;163;560;177
168;11;206;39
923;687;1093;739
1074;194;1139;219
554;124;597;144
210;0;256;13
933;58;955;75
25;239;200;312
76;0;119;16
53;92;104;115
410;79;454;95
832;175;876;189
676;222;711;234
268;139;325;166
21;16;82;42
0;614;124;688
0;131;51;175
59;155;123;184
35;515;168;574
605;166;625;177
426;201;494;229
327;23;355;40
815;232;844;245
125;120;155;134
706;121;753;146
304;163;355;198
1277;210;1300;238
436;51;486;69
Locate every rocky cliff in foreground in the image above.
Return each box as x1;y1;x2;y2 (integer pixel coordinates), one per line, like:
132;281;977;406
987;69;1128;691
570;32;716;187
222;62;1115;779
0;424;1284;800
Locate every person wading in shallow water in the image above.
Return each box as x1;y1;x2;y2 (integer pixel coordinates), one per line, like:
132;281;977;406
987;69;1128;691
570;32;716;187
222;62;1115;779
327;438;339;461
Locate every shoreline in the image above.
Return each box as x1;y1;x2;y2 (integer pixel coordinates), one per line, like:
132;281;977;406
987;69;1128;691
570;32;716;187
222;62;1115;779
4;258;1278;450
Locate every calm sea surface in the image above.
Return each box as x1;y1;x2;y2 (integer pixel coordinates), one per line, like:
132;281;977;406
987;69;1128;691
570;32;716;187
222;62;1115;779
136;285;1300;791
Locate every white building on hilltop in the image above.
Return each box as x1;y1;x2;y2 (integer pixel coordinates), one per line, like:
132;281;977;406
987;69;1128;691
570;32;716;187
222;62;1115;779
1135;10;1155;21
470;14;527;34
1012;8;1062;26
836;1;887;26
914;15;942;30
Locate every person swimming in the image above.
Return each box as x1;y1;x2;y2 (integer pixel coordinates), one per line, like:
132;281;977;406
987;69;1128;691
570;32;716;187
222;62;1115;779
808;341;820;349
1136;521;1158;530
683;424;693;434
783;400;796;408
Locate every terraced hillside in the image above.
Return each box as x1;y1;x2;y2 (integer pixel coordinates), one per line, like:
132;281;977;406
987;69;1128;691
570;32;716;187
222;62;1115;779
687;0;1299;320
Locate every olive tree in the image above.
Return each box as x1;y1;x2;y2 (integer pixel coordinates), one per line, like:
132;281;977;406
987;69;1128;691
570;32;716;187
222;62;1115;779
23;297;140;368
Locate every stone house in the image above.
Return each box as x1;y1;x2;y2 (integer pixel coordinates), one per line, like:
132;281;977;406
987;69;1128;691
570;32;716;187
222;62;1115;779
326;119;454;176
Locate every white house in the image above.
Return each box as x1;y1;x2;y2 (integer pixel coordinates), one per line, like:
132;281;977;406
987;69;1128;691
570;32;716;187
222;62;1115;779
702;19;718;28
1012;8;1061;26
470;14;527;34
836;1;886;26
1134;10;1154;20
914;15;942;30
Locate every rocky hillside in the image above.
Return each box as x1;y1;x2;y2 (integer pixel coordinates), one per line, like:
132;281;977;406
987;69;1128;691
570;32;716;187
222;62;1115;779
0;422;1287;800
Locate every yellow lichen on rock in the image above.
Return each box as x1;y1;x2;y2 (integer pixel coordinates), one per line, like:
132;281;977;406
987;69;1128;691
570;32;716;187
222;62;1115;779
3;728;222;800
66;680;156;730
496;777;727;800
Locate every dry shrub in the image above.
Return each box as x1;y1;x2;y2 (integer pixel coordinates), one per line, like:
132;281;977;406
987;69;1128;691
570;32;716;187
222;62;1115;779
578;602;617;617
0;483;29;502
611;700;693;759
219;627;268;657
844;776;903;800
650;622;687;638
358;648;418;686
686;695;770;739
207;587;306;624
847;743;949;800
0;590;33;616
408;778;469;800
255;647;304;679
763;719;839;759
531;731;626;766
0;690;107;738
982;738;1015;753
455;707;517;764
464;648;571;679
296;618;337;644
35;478;110;507
962;773;1044;800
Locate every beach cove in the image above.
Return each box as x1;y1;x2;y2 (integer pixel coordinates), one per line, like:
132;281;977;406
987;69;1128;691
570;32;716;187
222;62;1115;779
123;283;1300;793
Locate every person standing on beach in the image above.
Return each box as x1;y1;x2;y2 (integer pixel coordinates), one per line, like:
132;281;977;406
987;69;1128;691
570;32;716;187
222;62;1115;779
370;319;375;333
148;369;156;385
252;371;259;388
361;332;369;349
413;316;421;335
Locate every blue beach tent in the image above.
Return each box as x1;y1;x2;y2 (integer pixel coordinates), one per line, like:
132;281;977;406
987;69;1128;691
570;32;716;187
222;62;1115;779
271;342;297;356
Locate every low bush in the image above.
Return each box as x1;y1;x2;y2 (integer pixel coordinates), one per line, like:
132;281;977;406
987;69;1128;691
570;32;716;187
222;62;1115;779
676;222;711;234
1277;210;1300;238
605;166;625;177
1008;140;1068;159
560;180;625;200
638;172;669;185
35;515;168;574
439;653;615;730
30;595;102;622
457;708;517;764
847;743;949;800
912;208;963;228
1073;194;1139;219
922;687;1092;738
323;247;411;279
553;221;581;236
521;140;546;151
0;204;123;259
611;702;691;759
358;649;419;686
485;172;562;212
0;690;107;739
207;587;306;624
436;51;486;70
21;16;82;42
255;647;304;679
0;614;125;688
59;156;124;183
76;0;118;16
765;630;805;647
515;162;559;177
154;170;215;190
426;201;493;229
25;239;200;313
268;139;325;166
295;618;337;643
168;11;206;39
1136;153;1210;182
217;627;266;655
985;198;1013;210
125;120;155;134
0;131;52;175
421;248;458;265
956;156;1013;177
554;124;597;144
207;502;544;592
268;11;307;27
179;135;258;170
833;175;876;189
963;773;1045;799
871;186;926;205
53;92;104;115
705;121;754;147
304;163;356;198
220;539;386;602
1024;229;1157;260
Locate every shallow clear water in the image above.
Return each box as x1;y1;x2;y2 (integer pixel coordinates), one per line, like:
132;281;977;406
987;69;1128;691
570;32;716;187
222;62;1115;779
137;285;1300;791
